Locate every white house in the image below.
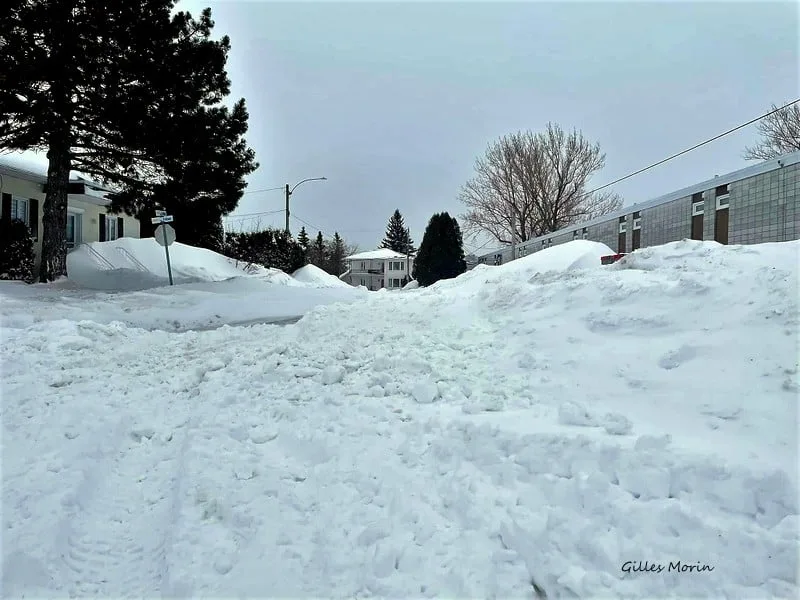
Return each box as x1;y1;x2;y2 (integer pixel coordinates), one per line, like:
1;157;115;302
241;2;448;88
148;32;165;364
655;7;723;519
340;248;415;291
0;154;141;270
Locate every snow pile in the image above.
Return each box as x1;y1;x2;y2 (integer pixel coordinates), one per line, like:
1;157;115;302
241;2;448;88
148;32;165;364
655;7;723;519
66;238;252;290
1;239;798;598
292;264;352;288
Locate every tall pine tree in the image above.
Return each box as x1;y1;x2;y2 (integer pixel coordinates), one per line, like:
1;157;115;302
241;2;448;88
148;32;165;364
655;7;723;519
326;232;347;276
109;9;257;252
0;1;256;278
1;0;179;281
412;212;466;287
297;226;310;264
380;209;415;254
308;231;328;269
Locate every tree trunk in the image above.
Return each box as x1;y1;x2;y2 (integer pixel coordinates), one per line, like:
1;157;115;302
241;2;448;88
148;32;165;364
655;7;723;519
38;144;72;282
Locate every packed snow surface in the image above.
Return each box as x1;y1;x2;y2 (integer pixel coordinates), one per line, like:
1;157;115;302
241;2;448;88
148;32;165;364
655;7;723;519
292;264;352;288
2;239;798;598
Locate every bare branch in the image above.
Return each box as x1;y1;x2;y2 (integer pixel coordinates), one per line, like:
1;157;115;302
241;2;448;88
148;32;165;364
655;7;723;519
744;103;800;161
458;123;622;245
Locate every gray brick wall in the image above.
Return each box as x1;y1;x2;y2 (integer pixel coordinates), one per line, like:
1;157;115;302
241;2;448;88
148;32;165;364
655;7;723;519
729;163;799;244
588;219;617;251
640;196;692;247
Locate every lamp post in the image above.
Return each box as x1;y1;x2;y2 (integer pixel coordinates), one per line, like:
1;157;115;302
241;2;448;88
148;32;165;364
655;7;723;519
285;177;327;235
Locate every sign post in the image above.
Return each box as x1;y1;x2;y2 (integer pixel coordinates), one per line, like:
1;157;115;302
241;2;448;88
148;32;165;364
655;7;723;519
151;214;176;286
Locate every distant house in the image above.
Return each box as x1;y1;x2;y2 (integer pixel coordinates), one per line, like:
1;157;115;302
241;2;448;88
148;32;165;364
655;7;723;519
0;154;141;270
340;248;415;291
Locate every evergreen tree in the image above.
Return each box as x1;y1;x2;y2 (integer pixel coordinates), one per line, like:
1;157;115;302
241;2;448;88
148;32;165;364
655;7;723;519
297;226;310;264
0;1;256;279
326;232;347;276
1;0;177;281
308;231;328;269
412;212;466;287
222;227;304;273
380;209;415;254
0;219;35;282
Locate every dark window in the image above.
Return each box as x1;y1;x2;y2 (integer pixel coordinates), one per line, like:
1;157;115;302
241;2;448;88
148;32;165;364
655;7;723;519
715;184;729;197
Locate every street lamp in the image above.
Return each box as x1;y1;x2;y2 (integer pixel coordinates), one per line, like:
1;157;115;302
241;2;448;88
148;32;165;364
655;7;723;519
285;177;327;234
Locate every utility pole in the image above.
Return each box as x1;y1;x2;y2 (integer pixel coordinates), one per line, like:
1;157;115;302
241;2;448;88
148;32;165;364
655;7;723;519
405;227;411;283
285;184;290;234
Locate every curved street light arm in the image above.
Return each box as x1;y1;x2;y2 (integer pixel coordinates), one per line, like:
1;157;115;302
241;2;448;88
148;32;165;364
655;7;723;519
289;176;327;195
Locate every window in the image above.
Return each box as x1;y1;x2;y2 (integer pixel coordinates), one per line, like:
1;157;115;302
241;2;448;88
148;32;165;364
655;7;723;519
393;278;400;287
360;278;366;286
388;262;393;271
633;217;641;230
10;196;28;224
381;279;384;288
66;211;83;249
105;215;119;241
715;184;729;198
573;230;579;238
692;201;705;216
582;228;588;240
691;192;704;203
618;216;627;234
716;195;730;210
360;262;366;271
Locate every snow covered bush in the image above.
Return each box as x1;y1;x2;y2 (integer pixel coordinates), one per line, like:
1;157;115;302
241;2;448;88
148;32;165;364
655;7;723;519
0;218;35;282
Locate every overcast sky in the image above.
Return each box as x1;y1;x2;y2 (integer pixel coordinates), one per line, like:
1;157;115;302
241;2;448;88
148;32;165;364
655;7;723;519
180;0;798;254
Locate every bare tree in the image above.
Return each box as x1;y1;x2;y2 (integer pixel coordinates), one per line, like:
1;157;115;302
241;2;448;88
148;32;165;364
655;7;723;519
459;123;622;245
744;102;800;161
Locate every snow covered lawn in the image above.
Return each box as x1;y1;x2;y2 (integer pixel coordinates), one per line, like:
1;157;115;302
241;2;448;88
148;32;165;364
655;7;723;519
1;240;798;598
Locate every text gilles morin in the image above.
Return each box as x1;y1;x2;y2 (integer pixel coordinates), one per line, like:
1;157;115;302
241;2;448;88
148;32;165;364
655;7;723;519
621;561;715;574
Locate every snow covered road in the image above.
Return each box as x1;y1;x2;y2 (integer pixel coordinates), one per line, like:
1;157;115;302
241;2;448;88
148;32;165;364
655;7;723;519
2;240;798;598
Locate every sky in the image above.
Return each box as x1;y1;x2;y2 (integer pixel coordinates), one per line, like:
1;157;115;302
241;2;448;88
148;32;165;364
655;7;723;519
180;1;796;254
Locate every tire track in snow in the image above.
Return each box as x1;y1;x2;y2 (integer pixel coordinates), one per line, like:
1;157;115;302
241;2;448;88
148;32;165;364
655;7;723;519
53;414;193;597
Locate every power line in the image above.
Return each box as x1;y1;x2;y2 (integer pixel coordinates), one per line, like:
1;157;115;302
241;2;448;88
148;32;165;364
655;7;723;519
586;98;800;196
222;209;284;221
473;98;800;256
291;213;326;236
242;185;284;196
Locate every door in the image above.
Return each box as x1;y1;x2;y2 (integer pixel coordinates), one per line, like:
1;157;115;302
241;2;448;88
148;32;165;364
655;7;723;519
618;233;626;254
632;229;641;251
691;214;704;240
714;209;729;244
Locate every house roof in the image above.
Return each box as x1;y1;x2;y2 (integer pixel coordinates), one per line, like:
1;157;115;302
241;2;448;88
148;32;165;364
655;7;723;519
345;248;414;260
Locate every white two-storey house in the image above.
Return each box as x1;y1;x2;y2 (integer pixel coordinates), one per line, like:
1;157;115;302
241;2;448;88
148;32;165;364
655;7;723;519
340;248;415;291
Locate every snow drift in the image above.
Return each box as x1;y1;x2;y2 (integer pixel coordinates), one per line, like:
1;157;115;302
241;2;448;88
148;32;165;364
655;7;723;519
292;264;352;288
1;239;797;598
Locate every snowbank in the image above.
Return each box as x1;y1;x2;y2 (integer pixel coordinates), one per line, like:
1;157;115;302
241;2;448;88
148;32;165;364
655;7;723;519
292;264;351;288
66;238;251;290
1;239;797;598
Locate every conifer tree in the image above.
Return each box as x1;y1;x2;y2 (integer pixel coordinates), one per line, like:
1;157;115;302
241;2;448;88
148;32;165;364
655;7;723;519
413;212;466;286
309;231;328;268
326;232;347;276
380;209;415;254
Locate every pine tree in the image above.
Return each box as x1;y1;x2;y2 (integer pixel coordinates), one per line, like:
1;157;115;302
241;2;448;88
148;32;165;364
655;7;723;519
108;9;257;252
381;209;416;254
326;232;347;276
0;1;256;279
297;226;310;264
308;231;328;269
1;0;179;281
413;212;466;287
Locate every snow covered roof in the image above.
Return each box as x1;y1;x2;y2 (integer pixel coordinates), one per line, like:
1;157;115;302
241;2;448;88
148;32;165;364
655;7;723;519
0;151;114;192
345;248;413;260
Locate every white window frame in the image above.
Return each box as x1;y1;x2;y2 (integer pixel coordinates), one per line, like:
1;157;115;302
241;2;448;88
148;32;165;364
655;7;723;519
10;196;29;225
66;209;84;250
618;221;627;234
716;195;730;210
633;217;641;231
582;229;589;240
393;278;400;288
692;201;705;216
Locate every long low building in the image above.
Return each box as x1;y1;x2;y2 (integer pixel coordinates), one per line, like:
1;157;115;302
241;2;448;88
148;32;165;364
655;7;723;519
476;151;800;266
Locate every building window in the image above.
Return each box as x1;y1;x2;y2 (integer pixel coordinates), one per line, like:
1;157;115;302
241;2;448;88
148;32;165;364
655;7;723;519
393;278;400;287
715;184;729;198
691;201;704;216
692;192;704;203
66;211;83;249
11;196;28;224
716;195;730;210
573;230;579;239
381;279;384;288
633;216;641;231
582;228;588;240
360;262;366;271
